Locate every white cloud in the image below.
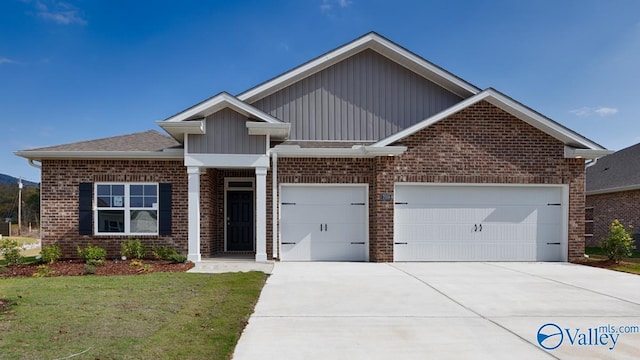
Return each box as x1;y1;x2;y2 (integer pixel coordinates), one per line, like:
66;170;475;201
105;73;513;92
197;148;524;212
569;106;619;118
320;0;352;14
0;57;17;65
28;0;87;25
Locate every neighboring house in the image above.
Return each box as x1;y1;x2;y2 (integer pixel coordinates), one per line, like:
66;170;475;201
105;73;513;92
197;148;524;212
586;143;640;246
15;32;610;263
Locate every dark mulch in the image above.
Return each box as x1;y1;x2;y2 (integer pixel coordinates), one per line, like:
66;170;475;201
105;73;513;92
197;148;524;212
0;259;194;278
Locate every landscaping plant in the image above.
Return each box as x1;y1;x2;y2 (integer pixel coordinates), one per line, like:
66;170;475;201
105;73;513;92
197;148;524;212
121;238;147;259
40;244;61;264
601;219;636;263
77;244;107;266
0;237;23;265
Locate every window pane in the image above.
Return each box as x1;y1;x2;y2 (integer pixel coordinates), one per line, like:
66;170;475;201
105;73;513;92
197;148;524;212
97;196;110;207
228;181;253;188
130;185;143;195
98;210;124;233
144;185;157;195
130;210;157;233
112;195;124;208
97;185;111;195
130;196;143;207
112;185;125;196
144;197;157;208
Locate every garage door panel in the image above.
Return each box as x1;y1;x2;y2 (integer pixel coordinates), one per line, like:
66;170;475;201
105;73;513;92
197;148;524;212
394;185;565;262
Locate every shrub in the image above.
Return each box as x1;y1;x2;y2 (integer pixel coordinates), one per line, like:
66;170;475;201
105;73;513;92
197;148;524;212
33;264;53;277
83;264;96;275
601;219;636;263
169;253;188;264
77;244;107;266
41;244;62;264
0;238;23;265
121;238;147;260
151;245;177;260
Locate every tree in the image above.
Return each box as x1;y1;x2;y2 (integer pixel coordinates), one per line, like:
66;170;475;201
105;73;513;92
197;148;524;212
600;219;636;263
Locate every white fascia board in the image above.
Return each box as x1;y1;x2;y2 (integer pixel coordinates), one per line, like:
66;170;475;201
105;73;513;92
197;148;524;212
185;153;270;168
271;145;406;158
13;150;184;161
246;122;290;138
564;146;614;159
156;119;205;141
374;89;607;151
163;92;282;124
238;33;479;103
587;184;640;196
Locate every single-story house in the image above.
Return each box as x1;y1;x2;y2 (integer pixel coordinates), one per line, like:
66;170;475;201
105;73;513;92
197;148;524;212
16;32;611;263
586;142;640;246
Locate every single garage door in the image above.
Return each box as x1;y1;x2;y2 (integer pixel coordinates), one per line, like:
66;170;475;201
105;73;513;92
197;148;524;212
280;185;368;261
394;184;566;262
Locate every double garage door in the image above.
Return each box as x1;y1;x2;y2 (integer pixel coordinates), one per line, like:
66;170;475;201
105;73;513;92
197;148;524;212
279;184;566;262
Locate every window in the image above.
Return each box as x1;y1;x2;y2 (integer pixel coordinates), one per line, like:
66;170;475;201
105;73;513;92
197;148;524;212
95;183;158;235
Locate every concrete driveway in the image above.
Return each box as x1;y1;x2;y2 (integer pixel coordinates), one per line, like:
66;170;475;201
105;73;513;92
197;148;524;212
233;262;640;359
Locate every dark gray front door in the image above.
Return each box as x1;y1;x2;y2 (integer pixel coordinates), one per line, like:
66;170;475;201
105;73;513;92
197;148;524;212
226;190;254;251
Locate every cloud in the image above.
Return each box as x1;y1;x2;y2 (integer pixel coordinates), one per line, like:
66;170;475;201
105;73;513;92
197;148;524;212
569;106;619;118
320;0;352;14
26;0;87;25
0;57;17;65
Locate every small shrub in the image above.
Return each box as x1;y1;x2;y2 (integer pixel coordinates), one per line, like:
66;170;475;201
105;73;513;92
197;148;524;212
41;244;62;264
0;238;23;265
33;265;53;277
129;259;144;267
121;238;147;260
141;264;153;272
77;244;107;266
601;219;636;263
83;264;96;275
169;253;188;264
151;245;177;260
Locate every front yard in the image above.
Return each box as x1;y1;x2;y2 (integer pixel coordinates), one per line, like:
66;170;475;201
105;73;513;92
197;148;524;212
584;246;640;275
0;272;266;359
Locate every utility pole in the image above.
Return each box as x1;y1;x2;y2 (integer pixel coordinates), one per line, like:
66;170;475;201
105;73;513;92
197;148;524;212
18;177;22;236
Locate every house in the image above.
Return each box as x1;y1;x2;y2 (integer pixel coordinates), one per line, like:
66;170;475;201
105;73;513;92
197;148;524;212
15;32;610;263
586;142;640;246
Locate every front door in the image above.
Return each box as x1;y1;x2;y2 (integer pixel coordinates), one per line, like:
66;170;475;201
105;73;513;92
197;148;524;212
226;190;254;251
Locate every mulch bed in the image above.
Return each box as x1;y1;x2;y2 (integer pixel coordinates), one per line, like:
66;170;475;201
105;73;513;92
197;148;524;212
1;259;195;278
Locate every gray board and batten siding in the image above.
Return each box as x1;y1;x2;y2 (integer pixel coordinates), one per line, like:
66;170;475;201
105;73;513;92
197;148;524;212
252;49;463;141
187;108;266;154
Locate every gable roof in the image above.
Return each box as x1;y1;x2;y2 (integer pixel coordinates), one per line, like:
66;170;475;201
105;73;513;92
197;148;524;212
586;142;640;195
373;88;608;153
237;32;480;103
15;130;182;160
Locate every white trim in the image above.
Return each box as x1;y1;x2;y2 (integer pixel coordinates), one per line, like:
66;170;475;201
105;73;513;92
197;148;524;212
185;153;270;168
587;184;640;196
238;32;479;103
156;120;205;141
14;150;184;161
255;167;268;262
272;145;407;158
564;146;613;159
246;122;290;139
162;92;283;124
278;183;369;262
93;182;159;236
224;177;256;253
271;152;278;260
187;166;202;262
373;89;607;151
393;182;569;262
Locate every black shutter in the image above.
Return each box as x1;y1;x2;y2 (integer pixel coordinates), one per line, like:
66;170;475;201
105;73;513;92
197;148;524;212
79;183;92;235
158;183;172;235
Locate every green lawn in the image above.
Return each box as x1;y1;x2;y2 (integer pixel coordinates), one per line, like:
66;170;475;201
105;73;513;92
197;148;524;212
0;272;266;359
585;247;640;275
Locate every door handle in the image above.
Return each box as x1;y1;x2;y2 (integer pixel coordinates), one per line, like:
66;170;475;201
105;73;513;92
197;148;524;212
282;242;296;245
320;224;323;232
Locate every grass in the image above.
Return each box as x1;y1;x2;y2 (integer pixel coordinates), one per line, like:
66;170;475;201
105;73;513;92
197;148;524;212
0;271;267;359
585;246;640;259
0;237;40;260
584;246;640;275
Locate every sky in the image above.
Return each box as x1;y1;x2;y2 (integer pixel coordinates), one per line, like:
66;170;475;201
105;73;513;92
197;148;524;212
1;0;639;183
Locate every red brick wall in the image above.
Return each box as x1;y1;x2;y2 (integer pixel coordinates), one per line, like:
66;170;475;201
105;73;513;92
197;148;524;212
41;159;188;259
586;190;640;246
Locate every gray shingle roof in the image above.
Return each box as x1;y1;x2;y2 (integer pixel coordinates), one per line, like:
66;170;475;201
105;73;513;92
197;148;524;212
586;142;640;193
26;130;180;152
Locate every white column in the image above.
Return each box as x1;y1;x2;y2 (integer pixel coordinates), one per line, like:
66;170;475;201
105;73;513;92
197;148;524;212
272;153;278;260
255;167;268;262
187;166;201;263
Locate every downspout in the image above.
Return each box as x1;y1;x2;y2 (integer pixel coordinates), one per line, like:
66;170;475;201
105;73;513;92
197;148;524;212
271;151;278;260
585;158;598;168
28;159;42;169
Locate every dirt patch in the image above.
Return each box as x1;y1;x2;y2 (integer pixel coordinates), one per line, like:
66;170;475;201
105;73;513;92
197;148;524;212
1;259;194;278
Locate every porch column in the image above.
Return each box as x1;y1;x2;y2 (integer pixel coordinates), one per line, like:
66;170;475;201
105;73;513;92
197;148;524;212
255;167;268;262
187;166;201;263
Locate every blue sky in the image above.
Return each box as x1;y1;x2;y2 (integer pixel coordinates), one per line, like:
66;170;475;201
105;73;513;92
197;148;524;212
1;0;639;182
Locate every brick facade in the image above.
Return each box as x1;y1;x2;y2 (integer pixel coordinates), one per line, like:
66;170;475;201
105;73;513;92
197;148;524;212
40;101;587;262
41;159;188;258
586;190;640;247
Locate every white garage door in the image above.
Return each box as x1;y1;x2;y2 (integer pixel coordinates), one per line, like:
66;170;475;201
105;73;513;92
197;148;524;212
280;185;368;261
394;185;566;262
